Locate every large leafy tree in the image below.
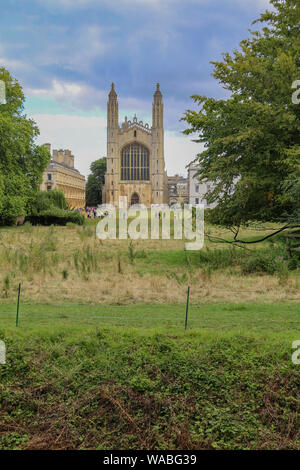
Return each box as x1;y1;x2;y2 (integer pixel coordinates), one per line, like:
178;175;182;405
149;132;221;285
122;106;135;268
86;157;106;206
0;67;50;224
183;0;300;228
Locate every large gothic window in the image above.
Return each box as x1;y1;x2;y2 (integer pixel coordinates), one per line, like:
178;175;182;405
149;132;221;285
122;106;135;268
121;143;150;181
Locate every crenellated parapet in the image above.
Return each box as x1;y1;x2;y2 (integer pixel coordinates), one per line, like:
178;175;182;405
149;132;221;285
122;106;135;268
120;115;152;135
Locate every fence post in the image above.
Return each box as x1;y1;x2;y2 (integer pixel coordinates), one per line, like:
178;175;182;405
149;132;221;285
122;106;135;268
16;283;21;327
185;286;190;330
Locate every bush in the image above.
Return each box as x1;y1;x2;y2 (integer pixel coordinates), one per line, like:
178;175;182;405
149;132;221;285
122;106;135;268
26;190;84;226
29;189;67;214
240;247;287;275
197;247;243;270
288;257;299;271
26;208;84;226
241;254;277;275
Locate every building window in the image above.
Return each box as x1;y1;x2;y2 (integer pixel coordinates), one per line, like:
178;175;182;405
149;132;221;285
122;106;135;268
47;186;51;192
134;130;137;137
47;173;52;181
195;198;199;205
120;143;149;181
195;184;199;193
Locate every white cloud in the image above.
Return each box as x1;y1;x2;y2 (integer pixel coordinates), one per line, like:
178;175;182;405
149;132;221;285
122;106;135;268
254;0;271;8
0;57;32;73
28;80;84;99
233;0;271;11
165;131;203;177
26;78;160;120
26;79;107;110
32;113;107;177
0;45;33;74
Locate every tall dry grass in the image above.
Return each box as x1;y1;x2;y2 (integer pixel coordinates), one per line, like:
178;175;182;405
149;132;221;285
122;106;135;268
0;222;299;305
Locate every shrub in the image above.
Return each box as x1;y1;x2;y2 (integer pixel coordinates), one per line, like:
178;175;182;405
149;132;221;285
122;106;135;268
25;190;84;226
29;189;67;213
26;208;84;226
241;253;279;275
197;247;243;270
62;269;68;280
288;257;299;271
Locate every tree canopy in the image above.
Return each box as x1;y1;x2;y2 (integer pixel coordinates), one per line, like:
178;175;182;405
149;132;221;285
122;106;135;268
86;157;106;206
0;67;50;224
183;0;300;227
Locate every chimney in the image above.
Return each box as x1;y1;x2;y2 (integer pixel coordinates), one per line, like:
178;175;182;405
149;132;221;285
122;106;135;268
44;143;51;154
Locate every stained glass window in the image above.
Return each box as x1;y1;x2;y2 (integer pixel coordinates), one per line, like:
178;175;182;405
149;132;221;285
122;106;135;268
121;144;150;181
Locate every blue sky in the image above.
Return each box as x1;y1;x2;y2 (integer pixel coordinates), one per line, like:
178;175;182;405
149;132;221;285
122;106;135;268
0;0;271;176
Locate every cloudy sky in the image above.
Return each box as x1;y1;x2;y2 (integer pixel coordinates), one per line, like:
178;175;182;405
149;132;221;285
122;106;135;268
1;0;271;177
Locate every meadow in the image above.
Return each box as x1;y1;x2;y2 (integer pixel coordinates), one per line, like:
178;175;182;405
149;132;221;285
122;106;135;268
0;220;300;305
0;221;299;449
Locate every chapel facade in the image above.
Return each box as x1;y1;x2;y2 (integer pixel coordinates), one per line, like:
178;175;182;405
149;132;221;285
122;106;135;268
102;83;169;207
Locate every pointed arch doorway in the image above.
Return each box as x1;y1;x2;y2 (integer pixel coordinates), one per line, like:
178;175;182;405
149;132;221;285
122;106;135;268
131;192;140;205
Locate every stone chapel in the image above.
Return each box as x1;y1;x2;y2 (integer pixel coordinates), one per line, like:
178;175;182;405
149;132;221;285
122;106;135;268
102;83;169;207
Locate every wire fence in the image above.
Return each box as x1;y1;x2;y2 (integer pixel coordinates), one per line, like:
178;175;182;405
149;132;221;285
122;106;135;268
1;283;299;332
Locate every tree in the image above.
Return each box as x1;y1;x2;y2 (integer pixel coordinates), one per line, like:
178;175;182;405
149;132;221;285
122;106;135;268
182;0;300;230
30;189;67;214
0;67;50;224
86;157;106;206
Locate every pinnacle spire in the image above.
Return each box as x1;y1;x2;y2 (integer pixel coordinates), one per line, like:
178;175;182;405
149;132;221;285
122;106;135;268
154;82;162;99
109;82;117;98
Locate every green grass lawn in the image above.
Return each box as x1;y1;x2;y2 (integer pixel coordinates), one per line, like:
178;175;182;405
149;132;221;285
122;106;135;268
0;302;299;450
0;301;300;333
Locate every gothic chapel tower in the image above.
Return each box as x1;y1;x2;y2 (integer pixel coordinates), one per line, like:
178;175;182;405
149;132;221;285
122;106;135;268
104;83;119;205
103;83;168;207
151;83;166;205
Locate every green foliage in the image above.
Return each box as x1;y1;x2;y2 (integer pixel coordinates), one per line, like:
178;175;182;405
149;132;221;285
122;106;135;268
0;67;50;225
62;269;68;280
182;0;300;226
3;274;10;297
0;302;299;449
86;157;106;206
128;241;135;263
26;208;84;226
134;241;298;277
29;189;67;214
241;252;281;275
27;189;84;226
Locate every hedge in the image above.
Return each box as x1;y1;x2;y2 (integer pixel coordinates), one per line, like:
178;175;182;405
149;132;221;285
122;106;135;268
26;208;85;226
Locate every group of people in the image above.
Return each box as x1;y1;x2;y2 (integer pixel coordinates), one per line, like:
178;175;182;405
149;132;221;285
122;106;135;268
76;207;98;219
74;207;110;219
